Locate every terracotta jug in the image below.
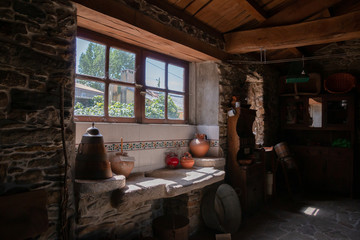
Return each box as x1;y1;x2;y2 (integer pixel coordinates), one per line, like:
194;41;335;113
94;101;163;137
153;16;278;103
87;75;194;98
189;133;210;157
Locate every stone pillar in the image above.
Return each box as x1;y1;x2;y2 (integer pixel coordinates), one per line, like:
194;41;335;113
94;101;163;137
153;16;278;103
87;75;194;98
0;0;76;239
218;61;279;156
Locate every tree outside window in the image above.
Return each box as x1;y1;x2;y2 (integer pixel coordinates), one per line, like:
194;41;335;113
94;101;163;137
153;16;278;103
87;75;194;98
74;29;188;123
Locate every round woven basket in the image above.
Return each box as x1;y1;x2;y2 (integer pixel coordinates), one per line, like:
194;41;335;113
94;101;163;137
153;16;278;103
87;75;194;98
324;73;356;94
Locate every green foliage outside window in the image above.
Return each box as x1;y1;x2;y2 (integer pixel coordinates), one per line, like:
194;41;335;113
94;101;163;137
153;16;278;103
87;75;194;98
76;41;181;119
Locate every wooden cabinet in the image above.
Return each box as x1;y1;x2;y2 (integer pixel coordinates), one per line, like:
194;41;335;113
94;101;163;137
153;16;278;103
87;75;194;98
237;162;264;214
280;94;355;195
291;146;352;194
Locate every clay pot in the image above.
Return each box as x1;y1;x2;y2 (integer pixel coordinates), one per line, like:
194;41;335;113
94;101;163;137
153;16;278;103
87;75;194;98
109;153;135;178
180;152;195;169
189;133;210;158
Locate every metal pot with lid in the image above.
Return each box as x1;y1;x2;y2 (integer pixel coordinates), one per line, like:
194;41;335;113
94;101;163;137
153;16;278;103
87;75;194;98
75;123;112;180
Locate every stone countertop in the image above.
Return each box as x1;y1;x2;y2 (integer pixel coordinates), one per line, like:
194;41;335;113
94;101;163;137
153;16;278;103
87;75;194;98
111;167;225;209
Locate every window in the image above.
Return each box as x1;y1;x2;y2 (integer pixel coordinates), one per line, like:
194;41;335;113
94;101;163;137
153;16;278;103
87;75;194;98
75;28;188;123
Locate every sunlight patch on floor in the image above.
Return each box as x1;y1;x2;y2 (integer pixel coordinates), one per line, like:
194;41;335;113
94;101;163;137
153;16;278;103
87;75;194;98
303;206;320;216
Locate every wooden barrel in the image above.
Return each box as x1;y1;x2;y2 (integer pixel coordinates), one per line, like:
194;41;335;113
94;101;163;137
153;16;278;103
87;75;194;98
282;156;297;169
274;142;291;158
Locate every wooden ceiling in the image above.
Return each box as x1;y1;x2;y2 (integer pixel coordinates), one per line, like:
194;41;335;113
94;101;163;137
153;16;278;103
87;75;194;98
158;0;360;61
74;0;360;62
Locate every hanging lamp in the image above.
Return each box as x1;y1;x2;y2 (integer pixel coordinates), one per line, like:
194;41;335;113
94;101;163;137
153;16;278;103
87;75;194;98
286;56;310;83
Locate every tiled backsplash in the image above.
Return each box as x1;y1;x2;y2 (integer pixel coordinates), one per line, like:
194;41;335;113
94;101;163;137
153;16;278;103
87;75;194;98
75;123;220;172
103;139;219;152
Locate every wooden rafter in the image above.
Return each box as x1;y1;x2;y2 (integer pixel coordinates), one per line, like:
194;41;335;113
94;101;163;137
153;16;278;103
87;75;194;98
225;11;360;54
232;0;267;22
259;0;341;28
73;0;229;61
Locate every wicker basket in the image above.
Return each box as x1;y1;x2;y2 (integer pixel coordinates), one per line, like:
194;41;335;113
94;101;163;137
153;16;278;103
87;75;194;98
324;73;356;94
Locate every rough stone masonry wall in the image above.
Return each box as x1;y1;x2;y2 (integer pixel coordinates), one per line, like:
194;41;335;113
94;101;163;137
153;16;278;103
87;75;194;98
218;62;279;156
119;0;224;49
76;189;164;239
0;0;76;239
75;184;217;239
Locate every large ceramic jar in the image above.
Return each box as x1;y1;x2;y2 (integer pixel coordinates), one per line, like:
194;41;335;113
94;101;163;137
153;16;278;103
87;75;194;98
75;123;112;180
189;133;210;157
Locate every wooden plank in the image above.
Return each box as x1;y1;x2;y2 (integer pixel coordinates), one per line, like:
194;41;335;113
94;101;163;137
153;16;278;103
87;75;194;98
266;48;302;61
232;0;267;22
305;9;331;22
195;0;253;32
77;16;204;62
76;4;225;62
195;0;227;26
258;0;291;15
73;0;229;61
333;0;360;16
167;0;178;4
138;0;223;39
174;0;194;9
260;0;341;27
0;190;48;240
185;0;211;15
225;11;360;54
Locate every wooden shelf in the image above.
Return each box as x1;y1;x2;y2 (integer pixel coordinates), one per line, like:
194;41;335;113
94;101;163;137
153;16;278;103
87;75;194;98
280;94;355;196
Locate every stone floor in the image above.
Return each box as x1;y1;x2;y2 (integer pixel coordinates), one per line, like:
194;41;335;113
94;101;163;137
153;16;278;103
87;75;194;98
190;193;360;240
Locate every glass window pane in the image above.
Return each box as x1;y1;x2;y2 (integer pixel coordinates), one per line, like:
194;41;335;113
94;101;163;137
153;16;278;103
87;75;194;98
168;64;184;92
145;90;165;119
76;38;105;78
168;93;184;120
109;47;135;83
74;79;104;116
108;84;135;118
145;58;165;89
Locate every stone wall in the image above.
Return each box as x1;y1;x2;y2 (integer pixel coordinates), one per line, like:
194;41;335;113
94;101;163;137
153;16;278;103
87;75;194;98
75;182;219;239
0;0;76;239
76;190;163;239
218;62;279;156
119;0;224;50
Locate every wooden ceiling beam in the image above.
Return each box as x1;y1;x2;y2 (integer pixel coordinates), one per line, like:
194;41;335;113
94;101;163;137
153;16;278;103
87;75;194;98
332;0;360;16
232;0;267;22
225;11;360;54
259;0;341;28
73;0;229;61
144;0;223;40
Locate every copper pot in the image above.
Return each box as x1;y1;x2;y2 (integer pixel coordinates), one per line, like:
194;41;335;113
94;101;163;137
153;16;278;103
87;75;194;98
75;123;112;180
189;133;210;158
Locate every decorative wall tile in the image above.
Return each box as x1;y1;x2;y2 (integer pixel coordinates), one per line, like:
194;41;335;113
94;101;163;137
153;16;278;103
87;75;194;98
76;139;219;152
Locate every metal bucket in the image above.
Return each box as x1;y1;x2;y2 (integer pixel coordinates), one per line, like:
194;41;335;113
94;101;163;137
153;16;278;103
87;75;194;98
274;142;291;158
153;215;189;240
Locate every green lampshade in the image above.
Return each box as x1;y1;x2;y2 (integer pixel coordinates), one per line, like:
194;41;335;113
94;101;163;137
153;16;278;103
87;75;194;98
286;74;310;83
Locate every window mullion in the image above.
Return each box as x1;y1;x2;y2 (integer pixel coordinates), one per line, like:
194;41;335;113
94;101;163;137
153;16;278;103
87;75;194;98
137;51;145;123
104;45;110;119
165;63;168;120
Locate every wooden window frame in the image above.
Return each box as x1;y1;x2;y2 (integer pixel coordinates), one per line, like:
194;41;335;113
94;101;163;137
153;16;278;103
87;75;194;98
75;28;189;124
